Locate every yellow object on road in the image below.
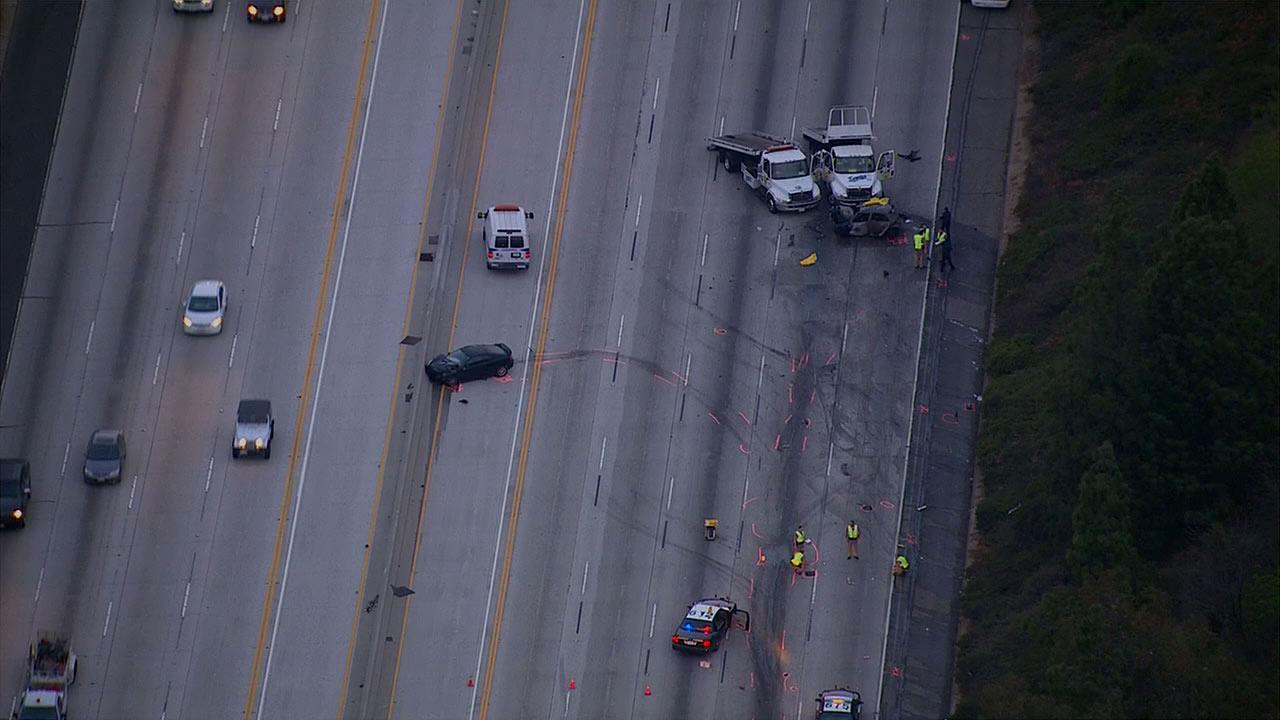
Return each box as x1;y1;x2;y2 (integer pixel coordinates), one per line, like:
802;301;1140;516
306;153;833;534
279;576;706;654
799;252;817;266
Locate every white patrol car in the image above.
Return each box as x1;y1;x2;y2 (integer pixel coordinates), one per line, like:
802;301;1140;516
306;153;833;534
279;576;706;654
815;688;863;719
477;204;535;270
670;597;749;653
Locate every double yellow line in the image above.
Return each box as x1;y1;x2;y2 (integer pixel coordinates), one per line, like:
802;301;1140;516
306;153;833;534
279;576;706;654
241;0;384;716
476;0;599;717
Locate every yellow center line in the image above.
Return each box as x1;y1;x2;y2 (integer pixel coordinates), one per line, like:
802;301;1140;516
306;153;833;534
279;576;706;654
241;0;383;716
476;0;599;716
331;0;469;716
381;2;513;718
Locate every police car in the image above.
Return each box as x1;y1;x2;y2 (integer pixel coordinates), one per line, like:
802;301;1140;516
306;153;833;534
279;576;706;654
815;688;863;719
670;597;749;653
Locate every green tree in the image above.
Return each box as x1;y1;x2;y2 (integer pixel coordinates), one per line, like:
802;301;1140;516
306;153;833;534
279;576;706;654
1068;442;1137;581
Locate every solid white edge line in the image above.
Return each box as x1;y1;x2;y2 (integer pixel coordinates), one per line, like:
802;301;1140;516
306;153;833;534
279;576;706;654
467;0;589;716
254;0;392;714
873;2;962;712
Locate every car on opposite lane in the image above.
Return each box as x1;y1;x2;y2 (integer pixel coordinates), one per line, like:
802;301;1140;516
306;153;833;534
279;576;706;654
425;344;514;386
246;1;286;22
670;597;749;654
233;399;274;459
83;430;126;485
0;459;32;529
182;280;227;335
815;688;863;719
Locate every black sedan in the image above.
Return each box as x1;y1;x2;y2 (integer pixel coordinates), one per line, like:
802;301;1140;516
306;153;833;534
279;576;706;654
425;343;514;386
83;430;126;485
247;1;286;22
671;597;749;654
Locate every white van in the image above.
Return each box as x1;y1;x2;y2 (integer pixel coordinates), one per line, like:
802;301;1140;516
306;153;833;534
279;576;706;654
477;204;535;270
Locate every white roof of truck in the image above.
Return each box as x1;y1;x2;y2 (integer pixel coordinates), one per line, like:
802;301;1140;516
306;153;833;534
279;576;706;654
832;144;873;157
486;205;529;234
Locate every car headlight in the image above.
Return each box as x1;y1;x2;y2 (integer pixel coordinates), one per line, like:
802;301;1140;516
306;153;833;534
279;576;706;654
248;4;258;14
174;0;184;6
273;5;284;15
108;468;120;478
255;438;265;449
10;509;21;520
237;438;248;448
211;316;223;327
202;0;212;5
183;316;193;327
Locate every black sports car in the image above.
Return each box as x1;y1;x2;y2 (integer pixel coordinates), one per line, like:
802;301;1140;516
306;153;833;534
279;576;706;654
425;343;514;386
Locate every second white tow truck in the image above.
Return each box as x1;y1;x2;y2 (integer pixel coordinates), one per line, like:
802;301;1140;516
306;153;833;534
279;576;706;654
706;131;820;213
802;105;894;206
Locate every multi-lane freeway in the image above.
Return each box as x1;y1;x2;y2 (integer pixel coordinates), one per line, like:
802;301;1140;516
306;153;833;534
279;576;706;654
0;1;979;718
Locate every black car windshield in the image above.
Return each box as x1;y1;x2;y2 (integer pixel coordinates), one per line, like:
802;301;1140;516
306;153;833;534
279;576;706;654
0;480;21;499
834;155;875;174
17;707;61;720
771;159;810;180
188;295;219;312
87;441;120;460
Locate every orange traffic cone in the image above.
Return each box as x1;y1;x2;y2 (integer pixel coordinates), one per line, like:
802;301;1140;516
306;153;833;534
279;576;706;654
568;678;576;690
644;685;652;696
466;677;474;688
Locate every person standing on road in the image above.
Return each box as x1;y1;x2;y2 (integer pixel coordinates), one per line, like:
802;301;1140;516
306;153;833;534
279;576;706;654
938;206;951;237
794;525;806;548
791;550;805;572
913;224;931;269
846;521;860;559
935;228;955;274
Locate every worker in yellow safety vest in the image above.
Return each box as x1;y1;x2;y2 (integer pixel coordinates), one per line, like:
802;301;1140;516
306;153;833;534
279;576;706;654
846;521;860;560
913;225;931;269
893;554;910;576
790;550;805;571
794;525;806;547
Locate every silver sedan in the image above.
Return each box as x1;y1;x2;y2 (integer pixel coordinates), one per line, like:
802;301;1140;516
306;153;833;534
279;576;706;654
182;280;226;335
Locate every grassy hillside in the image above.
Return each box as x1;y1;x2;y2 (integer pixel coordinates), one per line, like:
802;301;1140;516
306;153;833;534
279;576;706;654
954;2;1279;718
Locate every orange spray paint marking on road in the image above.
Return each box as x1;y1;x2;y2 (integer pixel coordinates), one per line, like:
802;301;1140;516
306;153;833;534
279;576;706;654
788;383;793;404
737;443;751;455
773;434;781;451
809;388;817;404
708;412;721;425
824;350;837;366
653;373;676;386
738;411;752;426
802;435;808;452
783;414;792;425
742;496;760;510
750;522;763;539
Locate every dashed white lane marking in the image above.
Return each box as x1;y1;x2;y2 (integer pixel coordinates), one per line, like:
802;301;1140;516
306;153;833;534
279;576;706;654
110;200;119;233
733;0;740;31
683;353;691;387
34;568;44;604
666;475;674;510
221;0;230;31
177;230;185;265
772;230;781;267
153;352;162;385
199;116;208;149
872;85;879;118
648;603;657;638
616;314;625;348
85;321;95;355
652;77;660;110
128;476;137;510
59;442;69;477
228;333;238;368
804;0;811;32
205;456;214;493
598;436;606;470
273;98;282;131
581;562;589;595
102;601;112;637
181;582;191;618
634;195;642;228
841;321;849;355
133;83;143;114
700;233;708;267
250;214;261;248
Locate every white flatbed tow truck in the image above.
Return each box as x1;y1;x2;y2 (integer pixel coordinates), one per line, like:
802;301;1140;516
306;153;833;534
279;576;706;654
706;131;820;213
801;105;894;206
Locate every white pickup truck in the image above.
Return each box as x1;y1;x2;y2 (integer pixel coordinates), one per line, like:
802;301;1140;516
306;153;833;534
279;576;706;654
706;131;820;213
12;633;76;720
802;105;894;206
